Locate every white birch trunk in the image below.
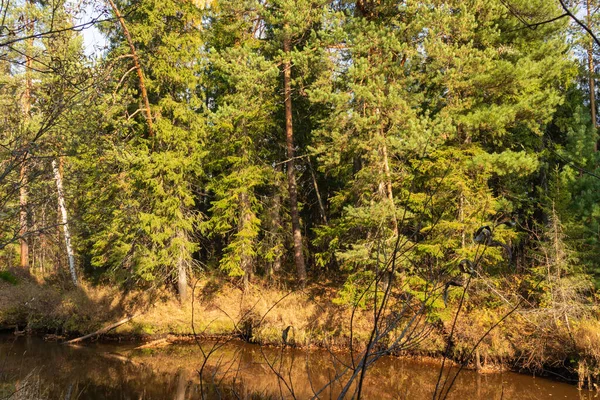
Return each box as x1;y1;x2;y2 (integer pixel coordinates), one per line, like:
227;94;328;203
52;159;77;286
176;229;188;303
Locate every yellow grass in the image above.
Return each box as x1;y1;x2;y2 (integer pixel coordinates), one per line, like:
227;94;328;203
1;275;599;387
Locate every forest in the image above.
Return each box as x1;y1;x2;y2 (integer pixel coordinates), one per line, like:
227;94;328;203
1;0;600;398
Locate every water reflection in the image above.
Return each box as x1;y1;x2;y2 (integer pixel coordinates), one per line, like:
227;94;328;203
0;335;589;399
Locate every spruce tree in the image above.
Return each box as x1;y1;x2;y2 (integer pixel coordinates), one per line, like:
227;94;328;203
201;0;281;288
80;0;205;301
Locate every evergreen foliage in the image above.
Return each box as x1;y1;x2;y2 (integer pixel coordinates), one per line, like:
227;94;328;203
0;0;599;301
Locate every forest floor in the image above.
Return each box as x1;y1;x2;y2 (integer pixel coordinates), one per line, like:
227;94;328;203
1;272;599;385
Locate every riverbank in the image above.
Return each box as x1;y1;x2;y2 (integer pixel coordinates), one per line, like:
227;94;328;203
0;334;585;399
1;274;599;388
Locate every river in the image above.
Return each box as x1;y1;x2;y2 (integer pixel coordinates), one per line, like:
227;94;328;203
0;335;589;399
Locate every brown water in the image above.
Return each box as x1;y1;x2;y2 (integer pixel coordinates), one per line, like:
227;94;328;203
0;335;589;399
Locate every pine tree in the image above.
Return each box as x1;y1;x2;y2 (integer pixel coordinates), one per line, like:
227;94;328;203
199;0;331;287
264;0;329;284
309;0;574;289
544;87;600;283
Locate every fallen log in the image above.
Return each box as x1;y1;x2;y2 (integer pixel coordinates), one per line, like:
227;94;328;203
65;314;139;344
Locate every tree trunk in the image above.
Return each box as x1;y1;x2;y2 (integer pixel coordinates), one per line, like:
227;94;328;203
308;158;327;225
176;229;188;303
19;163;29;269
40;206;47;272
588;0;597;151
19;5;33;270
283;29;307;285
52;159;77;286
177;262;188;303
65;314;139;344
174;369;188;400
381;141;398;235
106;0;154;137
239;191;253;291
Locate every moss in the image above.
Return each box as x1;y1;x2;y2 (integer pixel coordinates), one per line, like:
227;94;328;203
0;383;16;398
202;319;236;335
62;314;92;334
0;271;18;285
26;313;63;331
123;321;156;335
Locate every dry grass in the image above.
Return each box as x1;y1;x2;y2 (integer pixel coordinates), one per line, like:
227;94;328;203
0;276;372;347
128;279;374;347
574;319;600;362
2;274;600;388
0;279;135;334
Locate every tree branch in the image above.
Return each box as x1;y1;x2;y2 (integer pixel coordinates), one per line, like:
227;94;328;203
105;0;154;137
558;0;600;47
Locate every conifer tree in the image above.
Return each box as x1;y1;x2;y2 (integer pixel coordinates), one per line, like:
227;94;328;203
201;0;281;288
200;0;330;286
81;0;205;301
310;0;573;285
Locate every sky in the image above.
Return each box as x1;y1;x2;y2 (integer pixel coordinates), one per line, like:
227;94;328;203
73;1;108;58
82;24;107;58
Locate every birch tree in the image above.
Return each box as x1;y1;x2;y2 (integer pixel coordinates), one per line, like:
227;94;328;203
52;159;77;285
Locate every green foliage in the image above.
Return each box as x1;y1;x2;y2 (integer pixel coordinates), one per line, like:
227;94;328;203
1;0;599;316
200;4;282;277
309;0;573;285
0;271;18;285
71;0;207;286
332;270;376;308
543;88;600;284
